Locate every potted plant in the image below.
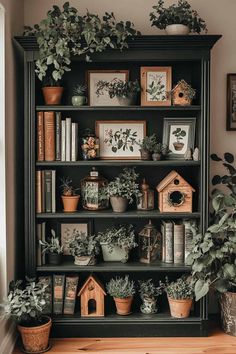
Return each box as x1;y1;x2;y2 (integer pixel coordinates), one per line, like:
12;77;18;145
138;279;164;314
2;279;51;353
60;177;80;212
161;276;194;318
136;134;158;160
68;231;100;266
39;229;63;265
106;275;136;315
95;79;140;106
98;224;137;263
150;0;208;35
41;77;64;105
71;84;87;106
152;143;170;161
106;168;141;212
187;152;236;335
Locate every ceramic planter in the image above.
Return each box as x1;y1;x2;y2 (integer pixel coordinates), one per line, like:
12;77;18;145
101;243;128;262
165;24;190;35
47;253;62;265
42;87;63;105
140;297;157;314
110;196;128;213
220;291;236;336
17;316;52;353
113;296;133;315
173;142;184;151
152;152;162;161
74;255;96;266
71;95;87;106
139;149;151;160
168;297;192;318
61;195;80;212
117;93;137;106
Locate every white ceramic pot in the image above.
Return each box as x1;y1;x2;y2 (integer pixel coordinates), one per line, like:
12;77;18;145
165;24;190;35
74;255;96;266
101;243;128;262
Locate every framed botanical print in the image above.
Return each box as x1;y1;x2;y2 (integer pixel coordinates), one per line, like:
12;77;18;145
87;70;129;106
163;118;196;159
95;120;146;159
227;74;236;130
141;66;172;106
60;220;92;255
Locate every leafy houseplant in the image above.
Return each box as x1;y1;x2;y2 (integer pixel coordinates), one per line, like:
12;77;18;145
138;279;164;314
136;134;158;160
150;0;208;35
98;224;137;263
172;127;186;151
2;280;51;353
68;231;100;266
60;177;80;212
106;168;141;212
39;229;63;265
71;84;87;106
106;275;136;315
95;79;140;106
152;143;170;161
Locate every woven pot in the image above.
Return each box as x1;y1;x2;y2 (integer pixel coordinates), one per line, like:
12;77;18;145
18;316;51;353
61;195;80;212
165;24;190;35
220;291;236;336
101;243;128;262
74;255;96;266
168;297;192;318
42;87;63;105
110;196;128;213
113;296;133;315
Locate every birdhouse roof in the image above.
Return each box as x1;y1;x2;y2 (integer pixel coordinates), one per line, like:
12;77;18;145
78;275;106;296
171;80;192;93
156;170;195;192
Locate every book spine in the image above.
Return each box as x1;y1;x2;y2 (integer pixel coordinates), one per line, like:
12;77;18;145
55;112;61;161
36;223;42;267
51;170;56;213
38;276;52;314
37;112;44;161
163;221;173;263
65;117;71;162
41;170;45;213
44;112;55;161
36;170;42;213
71;123;78;162
41;222;46;265
183;220;197;263
61;120;66;161
63;276;79;315
53;274;65;315
161;224;165;262
44;170;52;213
174;223;185;264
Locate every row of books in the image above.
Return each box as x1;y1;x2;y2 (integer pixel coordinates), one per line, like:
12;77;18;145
161;219;197;264
39;275;79;315
37;112;78;162
36;170;56;213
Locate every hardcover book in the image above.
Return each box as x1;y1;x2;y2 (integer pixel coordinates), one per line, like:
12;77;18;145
55;112;61;161
38;276;53;314
183;219;197;263
174;222;185;264
41;222;46;265
61;120;66;161
36;223;42;267
41;170;45;213
53;274;65;315
63;276;79;315
44;170;52;213
162;220;174;263
71;122;78;162
44;111;55;161
65;117;71;162
37;111;44;161
51;170;56;213
36;170;42;213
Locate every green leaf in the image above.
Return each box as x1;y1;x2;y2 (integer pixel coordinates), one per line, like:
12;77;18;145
211;153;222;161
194;279;209;301
224;152;234;164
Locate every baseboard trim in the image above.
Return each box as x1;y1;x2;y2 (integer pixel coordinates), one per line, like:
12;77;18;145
0;321;17;354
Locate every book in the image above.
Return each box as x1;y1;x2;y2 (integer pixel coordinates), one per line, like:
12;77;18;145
41;170;45;213
51;170;56;213
183;219;197;263
44;170;52;213
36;223;42;266
37;112;44;161
65;117;71;161
61;120;66;161
38;276;52;314
162;221;173;263
55;112;61;161
44;111;55;161
174;222;185;264
36;170;42;213
63;276;79;315
41;222;46;265
53;274;65;315
161;223;166;262
71;122;78;162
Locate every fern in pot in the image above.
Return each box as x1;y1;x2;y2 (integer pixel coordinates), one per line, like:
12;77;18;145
68;231;100;266
39;229;63;265
138;279;164;314
98;224;137;263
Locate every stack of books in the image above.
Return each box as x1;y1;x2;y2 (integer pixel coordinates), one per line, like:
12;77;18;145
36;170;56;213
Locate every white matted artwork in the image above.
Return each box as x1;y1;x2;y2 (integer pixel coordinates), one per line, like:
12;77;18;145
61;223;89;255
88;70;129;106
96;120;146;159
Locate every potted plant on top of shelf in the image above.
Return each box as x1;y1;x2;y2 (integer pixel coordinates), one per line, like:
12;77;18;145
71;84;87;106
136;134;158;160
68;231;100;266
39;229;63;265
60;177;80;212
106;275;136;315
138;279;164;314
1;279;51;353
150;0;208;35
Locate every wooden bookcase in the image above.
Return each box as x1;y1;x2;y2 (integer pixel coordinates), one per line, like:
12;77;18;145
15;35;220;337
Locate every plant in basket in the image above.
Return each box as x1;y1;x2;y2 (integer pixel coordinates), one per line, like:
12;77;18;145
39;229;63;265
60;177;80;212
68;231;100;266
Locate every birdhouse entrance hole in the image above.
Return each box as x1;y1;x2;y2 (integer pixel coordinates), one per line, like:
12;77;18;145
88;299;97;315
178;92;184;98
168;191;185;206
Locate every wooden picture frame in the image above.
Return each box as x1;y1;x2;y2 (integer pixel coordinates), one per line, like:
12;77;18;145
95;120;146;160
140;66;172;106
163;118;196;160
227;74;236;130
87;70;129;106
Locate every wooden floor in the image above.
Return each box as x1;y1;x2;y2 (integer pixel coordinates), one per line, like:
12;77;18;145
14;326;236;354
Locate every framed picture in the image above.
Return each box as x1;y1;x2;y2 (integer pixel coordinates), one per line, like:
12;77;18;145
141;66;172;106
95;120;146;159
163;118;196;159
87;70;129;106
60;221;92;255
227;74;236;130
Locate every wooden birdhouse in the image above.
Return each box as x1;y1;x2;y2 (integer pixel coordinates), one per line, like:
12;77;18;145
170;80;196;106
156;170;195;213
78;275;106;317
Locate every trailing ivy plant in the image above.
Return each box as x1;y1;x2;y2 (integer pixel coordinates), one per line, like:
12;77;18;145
24;2;141;83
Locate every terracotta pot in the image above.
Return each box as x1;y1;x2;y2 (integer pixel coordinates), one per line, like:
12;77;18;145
61;195;80;212
168;297;192;318
18;316;51;353
47;253;62;265
165;24;190;35
113;296;133;315
173;142;184;151
74;255;96;266
110;196;128;213
139;149;151;160
220;291;236;336
42;87;64;105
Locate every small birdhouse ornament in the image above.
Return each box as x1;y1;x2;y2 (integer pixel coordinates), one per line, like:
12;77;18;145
170;80;196;106
156;170;195;213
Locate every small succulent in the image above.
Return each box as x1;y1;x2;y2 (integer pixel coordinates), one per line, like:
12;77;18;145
68;231;100;257
60;177;79;196
160;276;194;300
153;143;170;156
96;79;140;98
39;229;63;254
73;84;87;96
138;279;164;300
106;275;136;299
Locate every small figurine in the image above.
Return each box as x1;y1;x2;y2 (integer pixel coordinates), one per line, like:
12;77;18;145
184;148;192;161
